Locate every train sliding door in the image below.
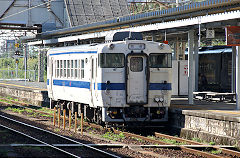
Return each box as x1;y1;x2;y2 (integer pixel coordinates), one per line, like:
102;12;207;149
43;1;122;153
126;54;148;105
49;57;54;97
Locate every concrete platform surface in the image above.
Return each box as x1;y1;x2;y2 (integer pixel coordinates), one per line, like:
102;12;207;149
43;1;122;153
0;80;47;91
170;97;239;120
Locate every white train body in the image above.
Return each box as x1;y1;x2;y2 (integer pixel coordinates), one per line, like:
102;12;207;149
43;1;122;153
47;34;172;126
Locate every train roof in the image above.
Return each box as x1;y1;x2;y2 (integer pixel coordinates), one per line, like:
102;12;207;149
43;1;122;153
185;46;232;54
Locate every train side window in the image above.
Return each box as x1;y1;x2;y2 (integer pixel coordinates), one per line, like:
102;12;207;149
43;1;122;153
149;53;172;68
71;60;74;78
74;60;78;78
64;60;67;78
67;60;70;78
78;60;81;79
60;60;63;77
81;59;84;79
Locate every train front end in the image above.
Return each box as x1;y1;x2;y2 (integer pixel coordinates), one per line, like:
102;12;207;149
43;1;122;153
98;39;172;126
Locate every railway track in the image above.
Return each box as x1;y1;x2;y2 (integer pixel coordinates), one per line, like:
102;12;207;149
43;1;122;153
1;98;240;157
0;114;120;158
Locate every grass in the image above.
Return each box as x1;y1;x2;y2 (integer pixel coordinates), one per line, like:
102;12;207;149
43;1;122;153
54;128;60;132
192;137;202;143
159;138;187;145
209;141;216;145
0;99;12;104
210;149;222;155
37;107;54;114
132;137;143;142
5;107;25;114
102;131;125;141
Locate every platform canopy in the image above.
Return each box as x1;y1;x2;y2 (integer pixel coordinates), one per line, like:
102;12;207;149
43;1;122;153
65;0;129;27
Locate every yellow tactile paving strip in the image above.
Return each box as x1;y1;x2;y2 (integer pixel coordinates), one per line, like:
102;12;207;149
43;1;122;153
0;82;47;91
207;110;240;115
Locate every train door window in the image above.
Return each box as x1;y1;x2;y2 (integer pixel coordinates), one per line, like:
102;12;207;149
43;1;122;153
130;57;143;72
67;60;70;78
64;60;67;78
71;60;74;78
95;59;97;77
60;60;63;77
74;60;78;78
91;59;94;79
54;60;57;78
81;59;84;79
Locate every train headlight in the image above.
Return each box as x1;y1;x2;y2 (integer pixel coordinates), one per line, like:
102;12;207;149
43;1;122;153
128;43;145;50
158;43;164;49
108;44;115;50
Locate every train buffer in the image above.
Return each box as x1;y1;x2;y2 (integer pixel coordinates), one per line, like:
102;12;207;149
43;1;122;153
194;91;236;103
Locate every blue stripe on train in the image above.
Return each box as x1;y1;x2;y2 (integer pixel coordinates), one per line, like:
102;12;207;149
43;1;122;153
97;83;125;90
53;79;90;89
48;79;172;90
149;83;171;90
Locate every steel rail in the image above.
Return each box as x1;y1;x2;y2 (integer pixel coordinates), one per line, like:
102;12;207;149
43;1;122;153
112;129;222;158
0;144;234;148
155;132;240;157
0;114;120;158
0;124;80;158
2;99;238;157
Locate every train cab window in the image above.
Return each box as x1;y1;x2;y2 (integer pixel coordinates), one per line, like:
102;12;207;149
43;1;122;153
149;53;172;68
74;60;78;78
130;57;143;72
81;59;84;79
99;53;124;68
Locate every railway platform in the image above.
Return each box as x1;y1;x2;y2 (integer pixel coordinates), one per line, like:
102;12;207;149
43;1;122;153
0;80;239;147
170;97;240;147
0;80;48;106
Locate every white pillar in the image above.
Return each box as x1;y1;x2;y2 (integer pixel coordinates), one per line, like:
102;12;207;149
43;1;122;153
194;39;199;91
236;46;240;110
188;30;194;104
232;46;236;93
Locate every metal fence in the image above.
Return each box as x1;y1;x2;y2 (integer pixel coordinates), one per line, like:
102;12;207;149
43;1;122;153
0;70;37;81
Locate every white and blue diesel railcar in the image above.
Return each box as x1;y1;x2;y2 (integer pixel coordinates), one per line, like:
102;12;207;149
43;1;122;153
47;32;172;126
